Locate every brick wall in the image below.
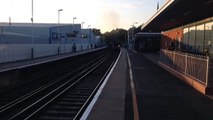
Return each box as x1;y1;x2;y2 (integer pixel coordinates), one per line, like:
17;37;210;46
161;28;183;50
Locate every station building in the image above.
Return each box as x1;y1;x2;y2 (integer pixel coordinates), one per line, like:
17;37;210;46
141;0;213;94
142;0;213;55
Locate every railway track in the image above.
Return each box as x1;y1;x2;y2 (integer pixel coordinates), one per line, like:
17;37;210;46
0;49;107;108
0;48;120;120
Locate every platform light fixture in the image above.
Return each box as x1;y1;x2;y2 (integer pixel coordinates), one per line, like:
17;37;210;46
31;0;34;44
132;22;138;42
58;9;63;24
82;22;85;29
58;9;63;42
73;17;77;24
88;25;92;45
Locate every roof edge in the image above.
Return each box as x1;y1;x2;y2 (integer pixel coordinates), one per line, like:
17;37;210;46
141;0;175;30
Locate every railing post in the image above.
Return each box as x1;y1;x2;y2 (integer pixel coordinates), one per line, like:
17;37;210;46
185;52;187;75
173;51;175;68
206;56;209;87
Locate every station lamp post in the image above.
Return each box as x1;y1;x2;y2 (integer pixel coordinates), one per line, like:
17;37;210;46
133;22;138;49
58;9;63;24
73;17;77;33
31;0;34;44
31;0;34;59
128;22;137;50
82;22;85;29
73;17;77;24
58;9;63;42
132;22;138;42
132;22;138;37
88;25;92;47
133;22;138;27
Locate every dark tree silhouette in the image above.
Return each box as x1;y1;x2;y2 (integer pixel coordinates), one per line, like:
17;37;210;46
103;28;127;47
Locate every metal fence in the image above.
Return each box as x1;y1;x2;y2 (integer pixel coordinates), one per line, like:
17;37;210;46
0;44;92;64
160;49;209;86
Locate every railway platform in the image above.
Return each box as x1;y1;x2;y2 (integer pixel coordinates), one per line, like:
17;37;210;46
86;48;213;120
1;47;213;120
0;47;105;72
0;47;106;93
85;48;127;120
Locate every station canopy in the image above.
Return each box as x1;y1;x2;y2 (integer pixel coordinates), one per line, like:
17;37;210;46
141;0;213;32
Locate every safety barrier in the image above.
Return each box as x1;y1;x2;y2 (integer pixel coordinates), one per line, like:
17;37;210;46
160;49;209;86
0;44;92;64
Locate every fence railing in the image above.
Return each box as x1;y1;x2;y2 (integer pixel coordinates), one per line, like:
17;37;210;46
0;44;92;64
160;49;209;86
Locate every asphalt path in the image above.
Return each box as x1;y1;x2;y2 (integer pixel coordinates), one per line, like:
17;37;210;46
127;51;213;120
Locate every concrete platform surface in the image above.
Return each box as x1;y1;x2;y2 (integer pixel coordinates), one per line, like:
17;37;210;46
129;51;213;120
142;52;213;100
86;49;213;120
86;48;127;120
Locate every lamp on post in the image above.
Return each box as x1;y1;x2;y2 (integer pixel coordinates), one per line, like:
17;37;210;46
132;22;138;37
128;22;137;50
58;9;63;24
72;17;77;34
88;25;92;48
31;0;34;59
31;0;34;44
133;22;138;27
132;21;138;41
57;9;63;42
82;22;85;29
73;17;77;24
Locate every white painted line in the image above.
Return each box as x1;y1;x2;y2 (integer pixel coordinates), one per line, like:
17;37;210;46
80;49;122;120
126;50;139;120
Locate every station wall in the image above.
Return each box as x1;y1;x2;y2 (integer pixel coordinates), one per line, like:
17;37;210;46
0;44;92;64
161;27;183;50
161;17;213;56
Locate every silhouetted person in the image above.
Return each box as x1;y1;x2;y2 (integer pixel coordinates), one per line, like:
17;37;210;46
73;43;76;52
170;41;175;51
90;44;93;49
204;48;209;56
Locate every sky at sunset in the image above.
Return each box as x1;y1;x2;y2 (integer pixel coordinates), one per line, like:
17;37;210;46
0;0;166;33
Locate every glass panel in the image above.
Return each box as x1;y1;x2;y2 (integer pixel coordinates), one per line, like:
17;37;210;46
196;24;204;53
205;21;213;56
189;26;196;52
183;28;189;50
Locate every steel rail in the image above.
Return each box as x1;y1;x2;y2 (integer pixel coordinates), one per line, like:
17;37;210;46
0;51;110;119
7;54;111;120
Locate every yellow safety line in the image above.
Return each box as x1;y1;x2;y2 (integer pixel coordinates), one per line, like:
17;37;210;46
126;50;139;120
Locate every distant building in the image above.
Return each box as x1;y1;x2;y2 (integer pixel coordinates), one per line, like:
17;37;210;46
0;23;99;45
